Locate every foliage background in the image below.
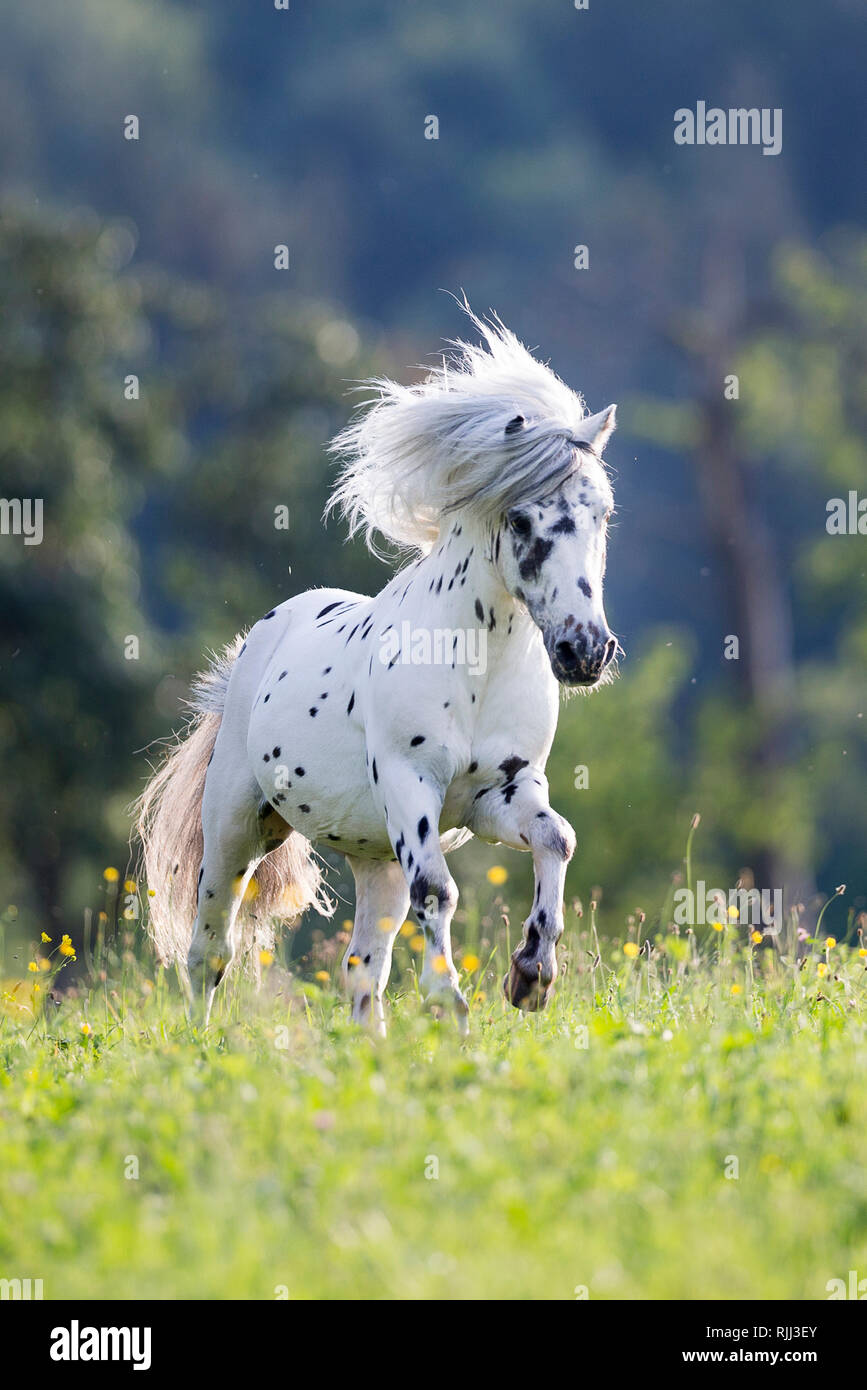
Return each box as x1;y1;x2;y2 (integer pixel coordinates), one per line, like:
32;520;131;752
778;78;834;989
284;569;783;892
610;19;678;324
0;0;864;960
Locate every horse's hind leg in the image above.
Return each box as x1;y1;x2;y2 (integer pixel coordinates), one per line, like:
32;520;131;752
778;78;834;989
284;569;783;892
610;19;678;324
342;857;409;1036
186;758;269;1027
373;758;469;1033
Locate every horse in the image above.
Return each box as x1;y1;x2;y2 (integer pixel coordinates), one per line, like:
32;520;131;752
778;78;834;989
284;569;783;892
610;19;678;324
137;308;619;1034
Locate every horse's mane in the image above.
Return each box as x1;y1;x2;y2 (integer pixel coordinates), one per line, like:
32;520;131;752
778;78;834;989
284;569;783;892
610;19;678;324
326;303;602;556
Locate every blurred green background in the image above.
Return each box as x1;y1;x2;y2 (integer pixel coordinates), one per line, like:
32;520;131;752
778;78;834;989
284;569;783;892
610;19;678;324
0;0;864;961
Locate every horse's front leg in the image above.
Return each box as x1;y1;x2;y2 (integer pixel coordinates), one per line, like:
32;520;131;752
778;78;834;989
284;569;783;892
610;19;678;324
469;769;575;1011
343;856;409;1036
376;758;469;1034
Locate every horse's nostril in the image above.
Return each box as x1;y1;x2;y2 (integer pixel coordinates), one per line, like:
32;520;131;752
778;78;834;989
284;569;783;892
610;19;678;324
555;640;579;670
602;637;616;668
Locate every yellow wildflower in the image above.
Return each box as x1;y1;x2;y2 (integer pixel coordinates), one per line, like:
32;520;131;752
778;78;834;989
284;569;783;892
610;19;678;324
409;935;425;953
400;920;415;937
124;879;137;893
487;865;508;886
80;1022;93;1037
314;970;330;983
27;961;37;973
751;930;763;944
259;950;274;968
432;954;448;974
731;983;741;995
623;942;639;959
824;937;836;950
59;935;76;958
817;962;828;978
41;932;51;943
377;916;394;934
461;953;481;972
103;867;119;883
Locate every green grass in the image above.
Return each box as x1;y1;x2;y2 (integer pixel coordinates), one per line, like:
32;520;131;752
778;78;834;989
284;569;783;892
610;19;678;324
1;905;866;1301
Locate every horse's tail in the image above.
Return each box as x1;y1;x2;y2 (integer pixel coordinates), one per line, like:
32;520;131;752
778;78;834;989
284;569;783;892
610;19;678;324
135;634;333;969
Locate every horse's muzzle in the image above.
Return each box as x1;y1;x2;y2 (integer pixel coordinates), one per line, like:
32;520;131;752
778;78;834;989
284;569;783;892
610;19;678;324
548;632;616;686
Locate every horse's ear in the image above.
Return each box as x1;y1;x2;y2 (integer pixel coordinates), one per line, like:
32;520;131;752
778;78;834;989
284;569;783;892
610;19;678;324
504;414;525;436
577;404;617;454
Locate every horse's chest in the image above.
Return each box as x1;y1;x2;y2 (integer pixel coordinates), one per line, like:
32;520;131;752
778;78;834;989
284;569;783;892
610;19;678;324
246;632;386;852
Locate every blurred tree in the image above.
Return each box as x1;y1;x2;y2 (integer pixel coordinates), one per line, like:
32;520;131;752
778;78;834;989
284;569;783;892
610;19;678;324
0;201;375;940
0;202;170;928
739;235;867;913
629;232;867;919
147;294;386;669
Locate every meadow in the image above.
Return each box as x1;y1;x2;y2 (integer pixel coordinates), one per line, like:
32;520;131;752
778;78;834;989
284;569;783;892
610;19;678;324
1;869;865;1302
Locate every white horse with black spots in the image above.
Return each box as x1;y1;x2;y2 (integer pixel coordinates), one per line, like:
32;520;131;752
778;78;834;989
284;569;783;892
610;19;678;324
138;309;618;1033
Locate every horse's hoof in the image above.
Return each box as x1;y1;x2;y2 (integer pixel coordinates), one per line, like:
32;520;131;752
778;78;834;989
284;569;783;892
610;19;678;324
424;986;470;1033
503;960;553;1012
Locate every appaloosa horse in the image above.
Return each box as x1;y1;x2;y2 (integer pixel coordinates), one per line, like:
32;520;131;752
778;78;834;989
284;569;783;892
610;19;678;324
138;308;619;1033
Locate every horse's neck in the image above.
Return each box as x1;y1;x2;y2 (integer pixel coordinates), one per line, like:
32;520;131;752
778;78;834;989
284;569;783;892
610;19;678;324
399;518;531;651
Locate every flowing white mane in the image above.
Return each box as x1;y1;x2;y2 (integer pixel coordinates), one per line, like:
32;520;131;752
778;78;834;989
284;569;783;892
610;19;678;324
327;307;604;555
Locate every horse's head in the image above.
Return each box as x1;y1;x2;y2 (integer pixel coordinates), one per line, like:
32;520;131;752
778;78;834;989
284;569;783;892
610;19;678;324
498;406;618;687
327;303;620;686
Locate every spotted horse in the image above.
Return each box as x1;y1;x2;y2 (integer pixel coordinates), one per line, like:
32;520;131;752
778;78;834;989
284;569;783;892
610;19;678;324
138;306;620;1034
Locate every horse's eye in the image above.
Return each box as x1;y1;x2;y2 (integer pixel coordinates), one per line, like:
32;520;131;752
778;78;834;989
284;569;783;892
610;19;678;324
508;511;532;538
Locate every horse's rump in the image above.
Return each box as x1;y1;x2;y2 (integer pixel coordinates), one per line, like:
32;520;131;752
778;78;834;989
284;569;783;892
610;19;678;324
135;635;331;970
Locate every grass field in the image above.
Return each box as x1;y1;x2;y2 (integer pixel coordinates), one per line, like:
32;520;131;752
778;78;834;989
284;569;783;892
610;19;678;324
1;886;866;1301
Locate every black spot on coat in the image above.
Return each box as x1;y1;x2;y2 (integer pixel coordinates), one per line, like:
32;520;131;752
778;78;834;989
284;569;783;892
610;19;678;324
519;537;554;582
499;755;529;781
